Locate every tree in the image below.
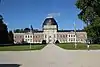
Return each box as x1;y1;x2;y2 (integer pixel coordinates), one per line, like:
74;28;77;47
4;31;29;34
42;40;46;44
8;31;14;44
14;28;31;33
55;40;59;44
24;28;30;33
76;0;100;44
14;29;24;33
0;15;9;44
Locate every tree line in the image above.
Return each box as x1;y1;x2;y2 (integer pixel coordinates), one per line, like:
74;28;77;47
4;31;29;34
0;15;13;44
76;0;100;44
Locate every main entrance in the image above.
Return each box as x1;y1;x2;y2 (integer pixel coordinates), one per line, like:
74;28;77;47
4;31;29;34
48;35;54;44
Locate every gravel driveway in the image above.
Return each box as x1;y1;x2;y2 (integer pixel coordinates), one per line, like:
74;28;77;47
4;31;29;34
0;44;100;67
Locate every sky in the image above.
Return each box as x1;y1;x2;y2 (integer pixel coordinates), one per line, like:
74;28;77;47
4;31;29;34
0;0;85;30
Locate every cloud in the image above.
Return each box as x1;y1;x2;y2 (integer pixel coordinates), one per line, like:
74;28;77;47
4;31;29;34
48;13;61;17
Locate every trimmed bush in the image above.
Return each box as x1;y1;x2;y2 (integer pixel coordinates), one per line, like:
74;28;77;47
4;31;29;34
42;40;46;44
55;40;59;44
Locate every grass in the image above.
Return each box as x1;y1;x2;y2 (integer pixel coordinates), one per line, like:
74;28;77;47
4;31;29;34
0;45;46;51
57;43;100;50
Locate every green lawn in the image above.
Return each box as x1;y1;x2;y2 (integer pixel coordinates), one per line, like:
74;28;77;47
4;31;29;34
0;45;46;51
57;43;100;50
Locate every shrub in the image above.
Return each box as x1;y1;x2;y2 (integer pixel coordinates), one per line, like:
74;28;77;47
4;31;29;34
55;40;59;44
42;40;46;44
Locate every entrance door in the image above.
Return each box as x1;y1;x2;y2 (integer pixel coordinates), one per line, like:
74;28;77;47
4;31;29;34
48;35;53;44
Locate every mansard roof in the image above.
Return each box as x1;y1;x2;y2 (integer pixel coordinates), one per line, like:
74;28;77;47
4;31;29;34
58;30;85;32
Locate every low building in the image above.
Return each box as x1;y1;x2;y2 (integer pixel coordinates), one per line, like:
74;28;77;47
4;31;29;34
13;17;87;44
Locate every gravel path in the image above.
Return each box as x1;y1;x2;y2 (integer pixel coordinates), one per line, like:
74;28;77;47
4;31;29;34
0;44;100;67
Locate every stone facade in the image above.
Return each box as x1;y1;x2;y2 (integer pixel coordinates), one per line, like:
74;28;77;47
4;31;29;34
13;17;87;44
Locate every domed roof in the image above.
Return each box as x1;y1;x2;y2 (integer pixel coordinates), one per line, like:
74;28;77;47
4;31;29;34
43;17;58;26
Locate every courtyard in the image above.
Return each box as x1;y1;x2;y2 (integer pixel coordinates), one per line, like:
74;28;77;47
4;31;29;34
0;44;100;67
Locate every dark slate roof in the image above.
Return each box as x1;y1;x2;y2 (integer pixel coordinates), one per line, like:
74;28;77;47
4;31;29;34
58;30;85;32
43;17;58;26
34;30;43;33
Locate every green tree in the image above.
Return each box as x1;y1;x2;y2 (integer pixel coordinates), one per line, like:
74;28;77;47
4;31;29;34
76;0;100;44
14;29;24;33
8;31;14;44
24;28;30;33
0;15;9;44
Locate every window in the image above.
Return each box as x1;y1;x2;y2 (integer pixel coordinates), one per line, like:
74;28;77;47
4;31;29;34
66;35;67;37
71;39;73;41
30;36;32;38
25;39;27;41
49;36;51;38
28;35;29;38
81;39;83;41
71;35;73;37
28;39;29;41
25;36;27;38
63;35;65;38
69;35;70;37
30;39;32;42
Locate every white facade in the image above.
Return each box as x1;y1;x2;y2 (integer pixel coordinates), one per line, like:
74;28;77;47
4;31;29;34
13;17;87;44
24;32;33;43
43;25;57;43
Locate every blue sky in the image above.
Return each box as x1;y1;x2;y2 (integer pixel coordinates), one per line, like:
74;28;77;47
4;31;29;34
0;0;85;30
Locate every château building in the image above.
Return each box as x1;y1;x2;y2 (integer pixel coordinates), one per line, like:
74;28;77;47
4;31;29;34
14;17;87;44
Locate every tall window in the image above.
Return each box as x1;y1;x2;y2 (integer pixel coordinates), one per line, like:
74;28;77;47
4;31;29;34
25;36;27;38
28;35;29;38
71;35;73;37
63;35;65;38
36;36;37;38
45;35;46;38
30;36;32;38
69;35;70;37
66;35;67;37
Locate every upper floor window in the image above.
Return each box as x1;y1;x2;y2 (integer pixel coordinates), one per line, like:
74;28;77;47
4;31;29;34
36;36;37;38
30;36;32;38
69;35;70;37
60;35;62;38
25;36;27;38
71;35;73;37
28;35;29;38
66;35;67;37
73;35;75;37
63;35;65;38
